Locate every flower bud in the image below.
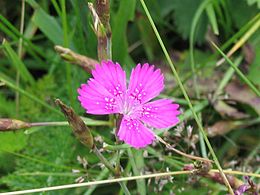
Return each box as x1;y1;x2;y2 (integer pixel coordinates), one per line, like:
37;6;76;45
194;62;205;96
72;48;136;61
0;118;31;131
55;99;94;149
54;45;97;72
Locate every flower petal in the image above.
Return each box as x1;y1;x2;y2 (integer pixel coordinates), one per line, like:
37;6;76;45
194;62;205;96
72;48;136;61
117;117;155;148
92;60;126;96
127;63;164;104
137;99;180;128
78;60;126;114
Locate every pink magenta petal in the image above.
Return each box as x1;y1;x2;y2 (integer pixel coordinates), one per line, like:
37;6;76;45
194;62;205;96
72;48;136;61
127;63;164;105
92;60;126;96
78;60;126;114
136;99;180;129
117;117;155;148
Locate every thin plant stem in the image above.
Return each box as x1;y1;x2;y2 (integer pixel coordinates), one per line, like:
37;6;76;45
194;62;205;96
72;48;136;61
96;0;111;60
189;0;210;158
30;119;110;127
171;13;260;94
147;147;184;169
217;14;260;66
118;182;131;195
93;1;130;193
179;100;209;122
190;0;210;99
156;135;212;163
198;130;207;157
211;170;260;178
51;0;62;16
84;169;109;195
219;13;260;53
211;42;260;97
85;152;121;195
1;171;192;195
30;121;68;127
243;142;260;171
60;0;73;106
1;149;83;172
92;146;130;195
127;149;146;195
213;57;242;101
16;0;25;116
2;169;259;195
140;1;234;194
92;146;117;175
17;172;81;177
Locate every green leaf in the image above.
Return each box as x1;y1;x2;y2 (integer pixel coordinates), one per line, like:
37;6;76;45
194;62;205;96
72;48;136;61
137;14;159;61
206;2;219;35
0;15;18;40
26;0;64;45
0;132;27;152
248;46;260;85
172;0;208;44
2;40;35;85
112;0;136;64
0;14;53;68
247;0;260;8
229;0;259;29
212;42;260;97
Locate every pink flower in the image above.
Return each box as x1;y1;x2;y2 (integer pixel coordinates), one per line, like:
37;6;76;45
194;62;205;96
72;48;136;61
78;60;180;148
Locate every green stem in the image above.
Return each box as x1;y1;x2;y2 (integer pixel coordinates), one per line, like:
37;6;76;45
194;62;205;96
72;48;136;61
189;0;213;159
16;0;25;117
95;1;130;193
60;0;73;105
96;0;111;60
18;172;81;177
84;169;109;195
127;149;146;195
140;1;234;194
2;149;82;171
93;146;130;195
171;13;260;94
104;144;130;150
211;42;260;97
93;146;116;175
217;13;260;66
213;57;242;101
30;119;110;127
190;0;210;99
118;182;131;195
51;0;62;16
156;135;212;163
5;169;259;195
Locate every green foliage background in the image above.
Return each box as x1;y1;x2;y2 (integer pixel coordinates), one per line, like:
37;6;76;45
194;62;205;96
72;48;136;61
0;0;259;194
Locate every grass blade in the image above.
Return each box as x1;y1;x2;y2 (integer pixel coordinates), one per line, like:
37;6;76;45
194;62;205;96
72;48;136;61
2;40;35;85
127;149;146;195
140;1;234;194
206;2;219;35
112;0;136;64
26;0;64;46
213;57;243;100
217;14;260;66
0;74;61;116
60;0;73;106
212;42;260;97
